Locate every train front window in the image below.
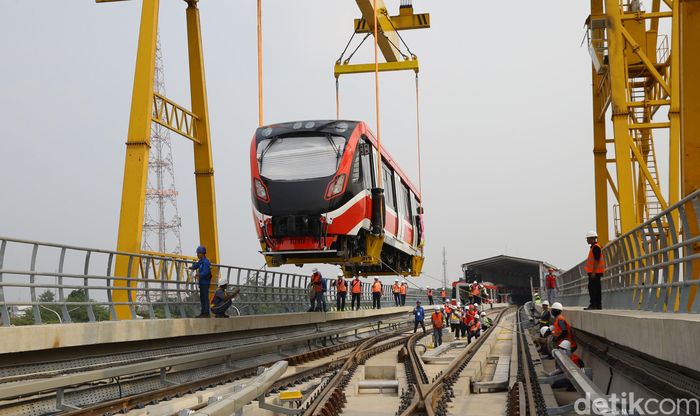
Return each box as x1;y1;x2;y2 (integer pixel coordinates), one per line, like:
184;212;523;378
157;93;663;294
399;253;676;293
257;135;346;180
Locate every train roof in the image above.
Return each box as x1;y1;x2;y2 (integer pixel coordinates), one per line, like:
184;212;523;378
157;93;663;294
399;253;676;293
255;120;421;199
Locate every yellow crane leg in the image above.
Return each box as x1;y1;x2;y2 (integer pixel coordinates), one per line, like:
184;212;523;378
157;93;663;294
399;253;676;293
680;0;700;311
113;0;159;320
186;0;220;271
591;0;608;246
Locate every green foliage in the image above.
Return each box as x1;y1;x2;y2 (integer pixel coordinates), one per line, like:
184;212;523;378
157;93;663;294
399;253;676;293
10;289;110;326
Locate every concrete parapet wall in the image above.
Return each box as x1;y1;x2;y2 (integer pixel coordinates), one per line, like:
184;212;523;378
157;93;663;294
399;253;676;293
564;308;700;373
2;306;417;354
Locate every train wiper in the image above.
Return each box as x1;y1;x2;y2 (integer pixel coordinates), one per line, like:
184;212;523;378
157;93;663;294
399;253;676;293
325;134;341;160
258;137;279;165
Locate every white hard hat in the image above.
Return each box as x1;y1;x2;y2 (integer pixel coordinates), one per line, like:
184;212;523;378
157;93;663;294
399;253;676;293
427;286;431;289
551;302;563;311
338;273;344;277
395;279;399;282
586;230;598;238
442;287;445;290
457;302;462;307
540;326;550;337
312;268;319;273
480;312;486;316
473;281;477;284
542;300;550;306
558;340;572;351
374;277;379;280
475;315;480;320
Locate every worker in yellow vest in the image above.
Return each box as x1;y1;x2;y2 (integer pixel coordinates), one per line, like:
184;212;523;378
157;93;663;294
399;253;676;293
584;230;605;310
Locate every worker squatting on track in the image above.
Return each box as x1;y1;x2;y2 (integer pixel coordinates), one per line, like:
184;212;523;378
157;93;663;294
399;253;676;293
534;302;576;360
190;246;213;318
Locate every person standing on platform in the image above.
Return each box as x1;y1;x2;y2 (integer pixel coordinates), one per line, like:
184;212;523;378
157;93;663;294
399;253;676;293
584;230;605;310
190;246;212;318
470;281;480;304
440;288;447;303
545;268;558;305
334;273;347;311
400;280;408;306
309;268;324;312
426;287;434;305
392;279;401;306
431;307;445;347
350;276;362;311
412;300;426;333
371;277;383;309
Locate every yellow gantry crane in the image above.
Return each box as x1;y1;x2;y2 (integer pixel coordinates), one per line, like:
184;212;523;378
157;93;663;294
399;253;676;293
587;0;700;244
98;0;219;319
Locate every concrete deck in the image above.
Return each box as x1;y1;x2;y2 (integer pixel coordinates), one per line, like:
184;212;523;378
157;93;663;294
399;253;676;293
563;307;700;372
1;306;418;354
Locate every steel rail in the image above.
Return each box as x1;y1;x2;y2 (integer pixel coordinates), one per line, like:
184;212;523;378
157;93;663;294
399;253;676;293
399;307;510;416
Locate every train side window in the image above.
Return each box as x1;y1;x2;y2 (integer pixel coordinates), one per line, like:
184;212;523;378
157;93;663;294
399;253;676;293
351;153;361;183
359;138;374;188
382;165;396;211
401;184;411;221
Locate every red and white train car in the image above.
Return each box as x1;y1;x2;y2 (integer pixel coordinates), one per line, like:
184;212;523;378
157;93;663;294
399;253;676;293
250;120;424;276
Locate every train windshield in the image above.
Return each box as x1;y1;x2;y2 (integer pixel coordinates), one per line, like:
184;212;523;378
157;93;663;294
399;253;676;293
257;135;346;180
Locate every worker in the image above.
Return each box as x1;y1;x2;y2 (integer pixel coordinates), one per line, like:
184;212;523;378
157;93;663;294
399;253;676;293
444;301;452;316
350;276;362;311
536;325;553;358
460;306;472;339
334;273;348;311
189;246;212;318
309;268;325;312
480;312;492;330
551;302;577;351
533;292;541;305
468;315;481;343
371;277;383;309
470;280;480;304
448;304;462;339
440;288;447;303
426;287;434;305
400;280;408;306
210;283;240;318
547;340;585;390
431;307;445;347
539;300;552;327
584;230;605;310
392;279;401;307
413;300;426;334
545;268;557;305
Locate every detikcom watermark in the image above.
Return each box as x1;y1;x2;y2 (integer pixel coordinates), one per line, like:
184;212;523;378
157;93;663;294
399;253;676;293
574;392;699;415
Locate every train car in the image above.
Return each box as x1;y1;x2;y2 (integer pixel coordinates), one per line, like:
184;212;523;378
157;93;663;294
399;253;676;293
250;120;424;276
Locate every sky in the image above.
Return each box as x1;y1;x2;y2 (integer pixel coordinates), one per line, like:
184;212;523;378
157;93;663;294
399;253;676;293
0;1;607;289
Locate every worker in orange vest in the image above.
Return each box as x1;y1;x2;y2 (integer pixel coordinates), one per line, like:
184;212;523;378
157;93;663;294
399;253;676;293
308;268;324;312
440;288;447;303
584;230;605;310
350;276;362;311
400;280;408;306
431;307;445;347
426;287;434;305
550;302;577;351
470;281;480;304
392;279;401;306
545;268;557;305
371;277;383;309
334;273;348;311
468;315;481;343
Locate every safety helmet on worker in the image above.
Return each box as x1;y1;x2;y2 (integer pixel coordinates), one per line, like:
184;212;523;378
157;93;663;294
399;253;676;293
558;340;572;351
196;246;206;254
586;230;598;238
337;273;344;278
394;279;399;282
551;302;563;311
540;326;551;337
312;267;319;273
542;300;550;306
481;312;486;317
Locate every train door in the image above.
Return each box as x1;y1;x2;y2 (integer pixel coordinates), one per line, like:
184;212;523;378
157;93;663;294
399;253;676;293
413;195;423;246
398;182;414;246
359;136;375;190
381;164;398;236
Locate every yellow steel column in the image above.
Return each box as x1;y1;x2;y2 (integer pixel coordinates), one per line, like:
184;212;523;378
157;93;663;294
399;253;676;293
669;2;681;216
680;0;700;311
680;0;700;197
114;0;160;320
591;0;609;245
606;0;637;233
185;0;220;268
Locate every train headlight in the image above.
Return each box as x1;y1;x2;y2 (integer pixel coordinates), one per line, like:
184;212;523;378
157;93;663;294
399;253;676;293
325;174;346;199
254;178;270;202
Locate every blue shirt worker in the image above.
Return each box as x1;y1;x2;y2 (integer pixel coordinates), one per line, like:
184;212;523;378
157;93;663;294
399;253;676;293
413;301;426;334
189;246;212;318
211;283;240;318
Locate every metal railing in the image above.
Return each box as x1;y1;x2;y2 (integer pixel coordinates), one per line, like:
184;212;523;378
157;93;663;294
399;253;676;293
0;236;425;326
557;188;700;313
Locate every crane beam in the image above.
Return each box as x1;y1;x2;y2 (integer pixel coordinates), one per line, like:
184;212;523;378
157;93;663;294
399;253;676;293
354;0;402;62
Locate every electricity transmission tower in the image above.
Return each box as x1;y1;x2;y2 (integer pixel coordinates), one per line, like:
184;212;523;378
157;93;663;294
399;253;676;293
142;36;183;256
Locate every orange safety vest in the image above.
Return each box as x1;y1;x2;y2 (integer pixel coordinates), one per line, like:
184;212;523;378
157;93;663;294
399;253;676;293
444;305;452;315
400;285;407;295
470;320;481;333
571;353;584;368
337;279;347;293
427;289;433;297
552;315;574;343
440;290;447;298
392;283;401;294
471;284;480;296
351;279;362;294
372;281;382;293
584;243;606;274
311;274;323;293
462;312;474;326
432;311;444;328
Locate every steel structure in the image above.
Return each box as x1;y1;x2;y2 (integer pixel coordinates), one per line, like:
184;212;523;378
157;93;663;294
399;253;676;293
142;36;183;256
96;0;219;320
587;0;700;244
